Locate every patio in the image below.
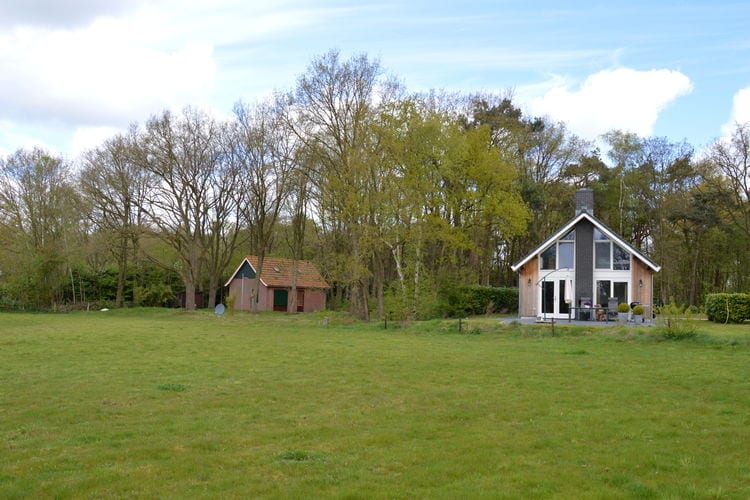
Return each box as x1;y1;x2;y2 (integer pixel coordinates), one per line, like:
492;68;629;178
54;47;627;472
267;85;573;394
505;316;654;327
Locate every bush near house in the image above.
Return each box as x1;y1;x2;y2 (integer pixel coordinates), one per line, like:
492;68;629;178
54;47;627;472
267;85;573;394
705;293;750;323
440;285;518;317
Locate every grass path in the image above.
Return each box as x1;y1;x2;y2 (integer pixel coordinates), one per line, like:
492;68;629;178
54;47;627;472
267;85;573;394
1;310;749;498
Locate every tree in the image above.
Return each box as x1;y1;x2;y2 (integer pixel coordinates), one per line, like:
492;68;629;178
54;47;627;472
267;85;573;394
231;99;297;312
79;129;152;307
709;122;750;239
201;122;249;309
288;50;400;320
667;188;722;305
373;96;528;317
137;108;220;310
0;148;82;307
283;158;312;313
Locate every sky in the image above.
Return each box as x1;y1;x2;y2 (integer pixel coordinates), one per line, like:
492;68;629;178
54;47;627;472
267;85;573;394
1;0;749;160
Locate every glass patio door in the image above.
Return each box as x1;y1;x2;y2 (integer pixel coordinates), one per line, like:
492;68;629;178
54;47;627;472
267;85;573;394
540;278;572;318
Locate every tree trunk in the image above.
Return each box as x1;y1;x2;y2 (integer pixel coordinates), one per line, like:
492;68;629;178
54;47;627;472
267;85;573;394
349;230;369;320
351;281;370;321
183;276;196;310
688;242;701;307
373;252;385;320
412;244;421;320
184;239;201;310
207;275;219;309
115;244;127;308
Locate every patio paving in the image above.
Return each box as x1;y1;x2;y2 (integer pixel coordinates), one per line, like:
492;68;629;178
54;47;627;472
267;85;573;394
502;317;654;327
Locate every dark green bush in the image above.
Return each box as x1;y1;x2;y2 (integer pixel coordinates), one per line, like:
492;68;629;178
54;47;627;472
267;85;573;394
439;285;518;317
705;293;750;323
134;283;174;307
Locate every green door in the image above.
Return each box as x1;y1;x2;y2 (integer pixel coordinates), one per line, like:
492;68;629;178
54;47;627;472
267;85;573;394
273;289;288;312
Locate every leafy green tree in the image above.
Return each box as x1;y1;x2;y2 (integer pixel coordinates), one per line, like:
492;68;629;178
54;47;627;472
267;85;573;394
0;148;82;308
287;50;400;320
373;96;528;318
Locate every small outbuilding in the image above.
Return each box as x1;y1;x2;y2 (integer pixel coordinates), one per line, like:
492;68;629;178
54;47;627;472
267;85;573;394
511;189;661;321
225;256;329;312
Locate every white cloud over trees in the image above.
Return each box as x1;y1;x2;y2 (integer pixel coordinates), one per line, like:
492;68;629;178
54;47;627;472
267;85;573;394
527;68;693;140
723;87;750;136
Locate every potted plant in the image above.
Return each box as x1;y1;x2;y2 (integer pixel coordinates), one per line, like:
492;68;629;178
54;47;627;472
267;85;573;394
617;302;630;323
632;304;645;323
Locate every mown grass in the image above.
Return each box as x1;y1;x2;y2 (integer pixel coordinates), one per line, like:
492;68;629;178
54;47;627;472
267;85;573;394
1;309;749;498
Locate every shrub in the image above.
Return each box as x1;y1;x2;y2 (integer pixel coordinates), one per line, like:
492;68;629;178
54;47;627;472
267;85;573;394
656;318;697;340
134;283;174;307
226;292;237;316
617;302;630;313
438;285;518;318
685;304;701;315
632;304;645;316
705;293;750;323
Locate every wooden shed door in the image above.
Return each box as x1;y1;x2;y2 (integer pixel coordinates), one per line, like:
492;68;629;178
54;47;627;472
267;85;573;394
296;289;304;312
273;289;288;311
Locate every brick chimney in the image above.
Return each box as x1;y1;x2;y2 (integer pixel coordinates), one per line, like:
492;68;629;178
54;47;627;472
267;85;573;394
575;188;594;216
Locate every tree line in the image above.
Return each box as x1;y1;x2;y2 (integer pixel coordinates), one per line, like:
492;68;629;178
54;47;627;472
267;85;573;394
1;50;748;318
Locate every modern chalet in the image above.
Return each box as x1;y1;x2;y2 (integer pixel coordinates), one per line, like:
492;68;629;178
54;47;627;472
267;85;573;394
225;256;329;312
511;189;660;321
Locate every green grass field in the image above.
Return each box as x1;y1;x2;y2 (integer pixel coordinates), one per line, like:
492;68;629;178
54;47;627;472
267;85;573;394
1;309;749;498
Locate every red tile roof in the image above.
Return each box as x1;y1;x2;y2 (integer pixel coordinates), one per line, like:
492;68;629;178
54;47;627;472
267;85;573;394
228;256;329;289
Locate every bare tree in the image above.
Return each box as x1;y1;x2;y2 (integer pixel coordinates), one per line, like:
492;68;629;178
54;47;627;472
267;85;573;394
284;161;311;313
710;122;750;238
79;128;153;307
231;99;296;312
202;122;247;308
137;108;219;310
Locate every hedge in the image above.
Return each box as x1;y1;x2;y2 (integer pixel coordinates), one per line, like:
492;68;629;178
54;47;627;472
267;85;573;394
705;293;750;323
439;285;518;317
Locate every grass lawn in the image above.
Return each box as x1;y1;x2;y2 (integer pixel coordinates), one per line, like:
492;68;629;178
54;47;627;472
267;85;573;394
1;309;749;498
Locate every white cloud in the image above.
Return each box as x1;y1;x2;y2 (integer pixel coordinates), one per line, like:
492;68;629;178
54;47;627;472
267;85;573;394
0;15;217;128
69;126;123;158
527;68;693;140
722;86;750;135
0;1;146;29
0;1;350;159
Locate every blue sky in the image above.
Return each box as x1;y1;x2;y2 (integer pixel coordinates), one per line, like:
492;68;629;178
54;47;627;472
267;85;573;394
1;0;748;159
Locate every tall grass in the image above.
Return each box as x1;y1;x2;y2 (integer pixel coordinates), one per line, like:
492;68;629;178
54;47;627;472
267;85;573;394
1;309;748;498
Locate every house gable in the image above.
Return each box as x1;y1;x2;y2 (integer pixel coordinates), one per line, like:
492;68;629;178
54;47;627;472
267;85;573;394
511;212;661;274
513;190;661;319
235;261;256;279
